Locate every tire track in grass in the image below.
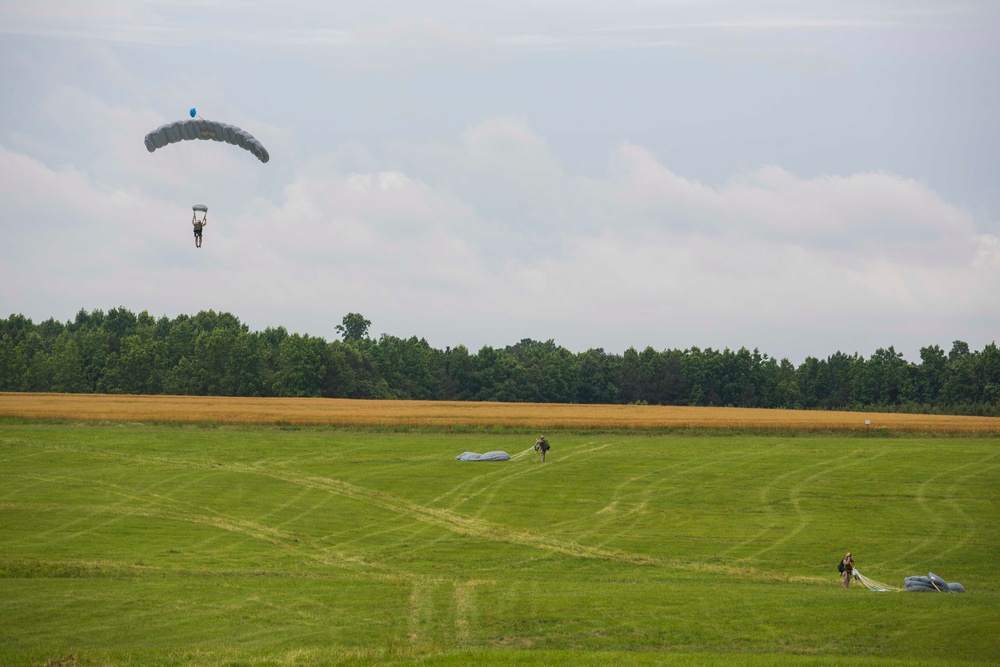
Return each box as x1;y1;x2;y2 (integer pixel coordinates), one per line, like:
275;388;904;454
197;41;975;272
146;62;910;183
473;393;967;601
239;463;657;564
0;475;46;504
452;579;485;646
254;482;315;526
462;440;623;520
895;452;1000;565
719;449;885;562
7;440;830;583
13;470;184;546
432;440;613;511
547;441;683;530
7;471;402;579
4;443;388;573
936;457;1000;561
399;440;636;562
739;450;893;563
717;453;833;561
0;440;51;474
560;444;764;553
236;460;831;584
406;578;441;645
409;440;618;560
20;468;212;551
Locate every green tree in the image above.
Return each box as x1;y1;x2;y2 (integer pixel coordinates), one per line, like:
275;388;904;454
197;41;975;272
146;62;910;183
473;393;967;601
0;335;27;391
436;345;477;400
273;334;328;397
336;313;371;343
98;333;166;394
49;331;88;393
918;345;948;404
575;349;619;404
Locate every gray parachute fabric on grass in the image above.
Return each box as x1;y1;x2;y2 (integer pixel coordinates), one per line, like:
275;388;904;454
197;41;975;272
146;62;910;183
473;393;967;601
456;451;511;462
905;572;965;592
144;119;269;163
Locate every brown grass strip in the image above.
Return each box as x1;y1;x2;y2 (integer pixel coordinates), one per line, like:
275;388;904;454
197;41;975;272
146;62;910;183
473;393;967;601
1;392;998;433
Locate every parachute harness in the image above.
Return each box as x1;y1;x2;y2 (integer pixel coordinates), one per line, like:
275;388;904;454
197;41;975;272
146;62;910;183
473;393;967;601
852;568;905;592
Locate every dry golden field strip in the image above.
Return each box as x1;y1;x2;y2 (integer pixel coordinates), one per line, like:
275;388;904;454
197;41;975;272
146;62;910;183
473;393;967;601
2;392;998;432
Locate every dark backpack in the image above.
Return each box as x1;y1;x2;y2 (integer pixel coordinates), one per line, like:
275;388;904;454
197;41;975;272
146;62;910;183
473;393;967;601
838;561;845;573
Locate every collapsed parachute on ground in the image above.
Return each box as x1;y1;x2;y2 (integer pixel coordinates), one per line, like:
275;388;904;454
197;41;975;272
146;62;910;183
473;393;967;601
144;118;270;163
456;451;511;462
851;568;965;593
905;572;965;593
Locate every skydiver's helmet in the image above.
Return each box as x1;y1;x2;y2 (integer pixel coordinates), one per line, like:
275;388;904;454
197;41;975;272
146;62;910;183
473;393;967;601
193;204;208;223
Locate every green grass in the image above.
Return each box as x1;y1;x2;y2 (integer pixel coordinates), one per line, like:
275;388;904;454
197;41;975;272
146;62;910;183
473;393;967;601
1;424;997;666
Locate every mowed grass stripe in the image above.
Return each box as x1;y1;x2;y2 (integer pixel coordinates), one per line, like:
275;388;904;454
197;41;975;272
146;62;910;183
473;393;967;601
3;391;1000;432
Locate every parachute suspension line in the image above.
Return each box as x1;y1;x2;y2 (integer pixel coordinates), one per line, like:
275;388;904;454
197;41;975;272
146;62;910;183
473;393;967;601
852;568;904;592
508;446;538;461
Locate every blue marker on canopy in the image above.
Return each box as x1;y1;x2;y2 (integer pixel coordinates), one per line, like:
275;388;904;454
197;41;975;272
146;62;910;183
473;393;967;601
189;108;196;118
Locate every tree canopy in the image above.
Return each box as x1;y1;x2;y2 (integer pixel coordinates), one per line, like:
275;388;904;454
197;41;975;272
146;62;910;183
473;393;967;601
1;308;997;416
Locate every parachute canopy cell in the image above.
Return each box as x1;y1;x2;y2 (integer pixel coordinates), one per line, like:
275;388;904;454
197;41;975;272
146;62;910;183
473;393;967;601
456;451;511;462
144;118;269;163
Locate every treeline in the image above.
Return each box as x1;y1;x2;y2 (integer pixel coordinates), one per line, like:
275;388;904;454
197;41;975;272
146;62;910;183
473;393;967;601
1;308;998;416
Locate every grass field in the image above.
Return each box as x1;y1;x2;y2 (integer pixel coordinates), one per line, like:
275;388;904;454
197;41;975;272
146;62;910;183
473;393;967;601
1;416;998;665
3;392;1000;433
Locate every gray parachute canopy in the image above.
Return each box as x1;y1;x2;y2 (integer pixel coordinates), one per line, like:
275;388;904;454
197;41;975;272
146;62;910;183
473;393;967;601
905;572;965;593
144;119;269;163
456;451;511;462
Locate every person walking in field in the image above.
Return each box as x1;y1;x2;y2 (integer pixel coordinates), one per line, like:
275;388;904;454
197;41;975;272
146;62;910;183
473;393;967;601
534;435;550;462
838;552;855;588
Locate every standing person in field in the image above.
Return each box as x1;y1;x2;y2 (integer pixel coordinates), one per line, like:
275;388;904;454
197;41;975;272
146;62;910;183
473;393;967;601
838;552;855;588
534;435;550;462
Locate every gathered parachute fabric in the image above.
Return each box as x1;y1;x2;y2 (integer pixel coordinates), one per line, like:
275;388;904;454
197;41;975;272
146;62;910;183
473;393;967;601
455;446;537;462
905;572;965;593
144;119;270;163
456;451;511;462
852;568;965;593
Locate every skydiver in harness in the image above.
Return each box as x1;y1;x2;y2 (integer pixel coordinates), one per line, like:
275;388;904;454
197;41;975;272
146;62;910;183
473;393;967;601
838;552;855;588
192;205;208;248
534;435;550;462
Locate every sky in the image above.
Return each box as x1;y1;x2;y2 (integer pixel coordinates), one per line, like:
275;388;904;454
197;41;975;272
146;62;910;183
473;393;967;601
1;0;998;363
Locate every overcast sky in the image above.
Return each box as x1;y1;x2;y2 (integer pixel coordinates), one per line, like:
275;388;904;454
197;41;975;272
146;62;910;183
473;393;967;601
1;0;997;363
